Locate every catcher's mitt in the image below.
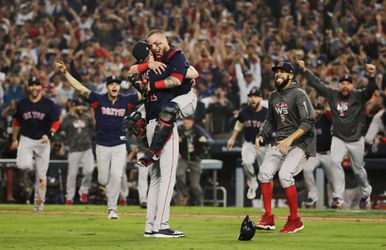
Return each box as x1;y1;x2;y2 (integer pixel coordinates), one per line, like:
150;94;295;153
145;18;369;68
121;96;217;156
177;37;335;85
127;74;150;97
122;111;147;138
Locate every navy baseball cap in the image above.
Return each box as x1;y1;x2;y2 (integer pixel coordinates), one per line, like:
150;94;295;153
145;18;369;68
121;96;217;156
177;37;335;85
248;87;262;97
70;98;83;106
28;77;41;86
313;103;322;110
339;74;352;84
105;75;122;85
272;61;294;74
132;41;150;64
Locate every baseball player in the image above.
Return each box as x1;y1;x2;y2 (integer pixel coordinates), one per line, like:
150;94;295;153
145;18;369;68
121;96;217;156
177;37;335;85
227;87;268;200
60;98;95;205
126;33;198;238
56;61;141;219
130;31;198;168
255;62;315;234
11;77;60;212
299;60;376;209
301;102;334;207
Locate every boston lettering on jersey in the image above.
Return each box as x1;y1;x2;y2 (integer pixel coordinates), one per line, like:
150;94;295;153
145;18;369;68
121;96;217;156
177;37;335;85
101;107;126;116
237;106;268;143
87;91;138;147
22;111;46;120
14;97;59;140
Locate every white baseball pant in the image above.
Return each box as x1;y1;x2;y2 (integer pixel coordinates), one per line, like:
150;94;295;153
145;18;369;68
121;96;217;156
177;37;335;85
330;136;372;200
145;119;179;232
365;110;385;144
137;89;197;119
258;146;306;188
96;144;127;211
171;89;197;118
137;151;150;204
17;135;50;205
66;148;95;201
120;169;129;200
241;142;267;190
302;153;334;201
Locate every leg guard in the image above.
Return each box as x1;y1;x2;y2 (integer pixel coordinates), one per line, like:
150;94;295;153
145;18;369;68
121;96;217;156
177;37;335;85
148;102;179;159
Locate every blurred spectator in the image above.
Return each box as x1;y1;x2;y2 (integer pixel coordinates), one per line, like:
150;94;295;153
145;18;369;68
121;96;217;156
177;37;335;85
175;117;210;206
206;86;233;137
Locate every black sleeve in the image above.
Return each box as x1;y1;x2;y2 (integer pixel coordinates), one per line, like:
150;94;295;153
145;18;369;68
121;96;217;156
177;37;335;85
303;70;334;101
359;76;377;102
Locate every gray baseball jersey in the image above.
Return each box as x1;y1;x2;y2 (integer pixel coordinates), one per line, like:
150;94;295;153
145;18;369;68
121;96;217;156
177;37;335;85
257;82;316;188
61;112;95;202
303;70;375;202
258;82;316;157
303;71;376;142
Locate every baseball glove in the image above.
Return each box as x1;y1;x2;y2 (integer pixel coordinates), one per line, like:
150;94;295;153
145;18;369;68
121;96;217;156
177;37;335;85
122;111;147;138
128;74;150;98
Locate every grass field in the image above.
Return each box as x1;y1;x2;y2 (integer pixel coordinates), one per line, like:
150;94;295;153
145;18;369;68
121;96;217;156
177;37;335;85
1;205;386;249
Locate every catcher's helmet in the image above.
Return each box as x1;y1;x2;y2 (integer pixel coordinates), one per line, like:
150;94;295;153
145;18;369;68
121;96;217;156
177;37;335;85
238;215;256;241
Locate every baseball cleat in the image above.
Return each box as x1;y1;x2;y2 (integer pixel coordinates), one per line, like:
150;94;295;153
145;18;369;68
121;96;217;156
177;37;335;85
80;193;88;203
256;214;276;230
280;216;304;234
107;209;119;220
65;199;73;205
119;199;127;206
153;228;185;238
34;199;44;212
140;202;147;209
247;188;257;200
331;197;343;209
359;196;371;209
144;231;154;238
305;198;317;207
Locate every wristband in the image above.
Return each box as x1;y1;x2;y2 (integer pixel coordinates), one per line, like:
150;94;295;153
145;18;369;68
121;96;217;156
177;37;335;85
137;62;150;74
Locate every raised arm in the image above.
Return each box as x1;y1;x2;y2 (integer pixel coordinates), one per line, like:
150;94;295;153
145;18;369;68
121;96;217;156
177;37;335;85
359;64;377;102
297;60;333;99
55;61;91;99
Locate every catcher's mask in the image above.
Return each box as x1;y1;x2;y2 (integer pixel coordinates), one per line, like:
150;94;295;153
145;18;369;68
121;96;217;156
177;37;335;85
238;215;256;241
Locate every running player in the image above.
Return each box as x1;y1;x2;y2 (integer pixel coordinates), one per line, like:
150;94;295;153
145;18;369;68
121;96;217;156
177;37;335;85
302;102;334;207
11;77;60;212
61;98;95;205
56;61;141;219
255;61;315;234
298;60;376;209
227;87;268;200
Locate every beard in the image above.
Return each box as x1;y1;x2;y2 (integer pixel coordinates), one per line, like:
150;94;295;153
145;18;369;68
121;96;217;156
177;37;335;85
75;109;83;116
275;75;290;90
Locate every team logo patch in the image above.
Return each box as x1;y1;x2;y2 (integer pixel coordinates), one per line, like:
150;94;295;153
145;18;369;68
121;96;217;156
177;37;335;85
273;102;288;122
336;101;348;117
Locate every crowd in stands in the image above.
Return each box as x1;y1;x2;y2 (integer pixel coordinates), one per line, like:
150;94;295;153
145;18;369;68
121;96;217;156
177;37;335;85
0;0;386;204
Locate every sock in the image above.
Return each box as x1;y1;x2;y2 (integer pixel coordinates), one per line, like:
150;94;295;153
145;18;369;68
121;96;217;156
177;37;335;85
284;185;298;219
260;182;272;216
